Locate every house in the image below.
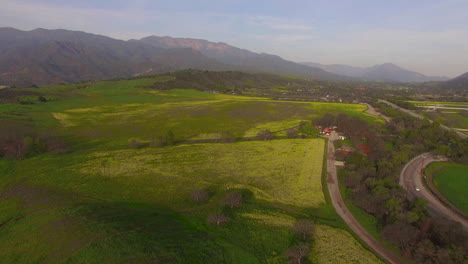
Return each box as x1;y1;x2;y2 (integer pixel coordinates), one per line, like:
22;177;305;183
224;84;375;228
334;161;346;167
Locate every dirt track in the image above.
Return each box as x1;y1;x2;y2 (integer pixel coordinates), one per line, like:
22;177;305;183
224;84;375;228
326;135;403;264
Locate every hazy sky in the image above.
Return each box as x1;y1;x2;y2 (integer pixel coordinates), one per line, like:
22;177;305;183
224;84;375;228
1;0;467;77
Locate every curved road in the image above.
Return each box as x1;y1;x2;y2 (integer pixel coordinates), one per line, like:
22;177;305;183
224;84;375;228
326;135;403;264
363;103;391;123
399;153;468;229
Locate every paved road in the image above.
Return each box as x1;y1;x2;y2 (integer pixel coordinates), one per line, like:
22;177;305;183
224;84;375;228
379;100;468;139
363;103;391;122
326;134;403;264
400;153;468;229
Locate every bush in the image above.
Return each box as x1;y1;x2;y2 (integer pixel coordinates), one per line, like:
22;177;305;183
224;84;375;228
298;123;319;137
286;128;298;138
190;189;209;203
221;192;243;208
285;243;309;264
207;212;230;226
257;129;273;140
129;139;145;149
292;219;315;241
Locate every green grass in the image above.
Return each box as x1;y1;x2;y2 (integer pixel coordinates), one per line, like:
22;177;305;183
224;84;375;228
428;162;468;214
0;76;385;263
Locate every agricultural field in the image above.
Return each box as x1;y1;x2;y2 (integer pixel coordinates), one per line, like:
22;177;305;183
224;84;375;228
426;162;468;214
407;101;468;132
0;74;384;263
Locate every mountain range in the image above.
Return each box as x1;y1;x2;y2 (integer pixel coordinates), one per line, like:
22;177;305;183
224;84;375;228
300;62;450;83
0;27;464;87
0;28;343;87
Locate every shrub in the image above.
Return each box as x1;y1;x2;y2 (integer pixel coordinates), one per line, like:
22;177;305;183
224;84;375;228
190;189;209;203
292;219;315;241
285;243;310;264
207;212;230;226
129;139;144;149
286;128;298;138
222;192;243;208
257;129;273;140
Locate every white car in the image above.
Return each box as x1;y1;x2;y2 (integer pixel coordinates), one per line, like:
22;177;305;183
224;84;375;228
415;187;421;192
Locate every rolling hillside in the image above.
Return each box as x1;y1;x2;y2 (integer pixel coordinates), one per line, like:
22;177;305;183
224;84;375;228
0;73;384;263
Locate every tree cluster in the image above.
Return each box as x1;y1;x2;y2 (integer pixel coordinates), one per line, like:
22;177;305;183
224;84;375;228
337;107;467;263
285;220;315;264
0;126;69;158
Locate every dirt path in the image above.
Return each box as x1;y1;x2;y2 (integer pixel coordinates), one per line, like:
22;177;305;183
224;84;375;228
326;135;403;264
400;153;468;228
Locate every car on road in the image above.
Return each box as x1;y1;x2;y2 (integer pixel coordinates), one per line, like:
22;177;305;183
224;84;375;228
415;187;421;192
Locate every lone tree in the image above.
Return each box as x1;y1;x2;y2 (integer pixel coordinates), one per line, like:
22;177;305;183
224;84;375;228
222;192;243;208
257;129;273;140
190;189;209;203
285;243;310;264
292;219;315;241
207;212;230;226
286;128;298;138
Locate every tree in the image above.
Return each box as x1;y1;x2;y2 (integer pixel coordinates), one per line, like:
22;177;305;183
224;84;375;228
222;192;243;208
257;129;273;140
219;131;236;143
285;243;310;264
292;219;315;241
190;189;209;203
165;130;175;145
298;123;318;137
286;128;298;138
381;221;421;250
128;139;143;149
207;212;230;226
44;137;69;154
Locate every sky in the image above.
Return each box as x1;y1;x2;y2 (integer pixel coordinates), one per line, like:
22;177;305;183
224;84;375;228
0;0;467;77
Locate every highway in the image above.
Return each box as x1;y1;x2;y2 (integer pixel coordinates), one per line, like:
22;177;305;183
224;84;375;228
379;100;468;139
399;153;468;229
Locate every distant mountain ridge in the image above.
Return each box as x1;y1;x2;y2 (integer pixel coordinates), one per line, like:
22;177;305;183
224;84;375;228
441;72;468;90
0;27;346;87
0;28;232;86
300;62;449;83
139;36;346;81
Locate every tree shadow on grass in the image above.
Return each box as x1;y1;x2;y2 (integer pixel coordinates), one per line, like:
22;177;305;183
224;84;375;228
74;201;227;264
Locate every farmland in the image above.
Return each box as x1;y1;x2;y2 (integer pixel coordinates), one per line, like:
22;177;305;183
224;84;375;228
407;101;468;133
426;162;468;214
0;73;384;263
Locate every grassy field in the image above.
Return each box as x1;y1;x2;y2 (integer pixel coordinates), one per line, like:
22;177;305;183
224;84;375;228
0;75;384;263
426;162;468;214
